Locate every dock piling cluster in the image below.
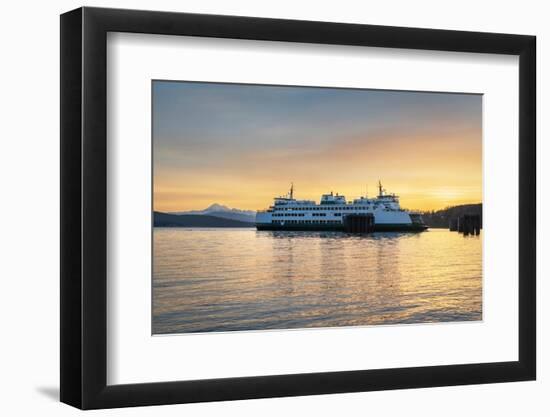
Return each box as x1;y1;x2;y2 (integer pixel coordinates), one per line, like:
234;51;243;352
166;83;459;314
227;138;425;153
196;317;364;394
449;214;481;236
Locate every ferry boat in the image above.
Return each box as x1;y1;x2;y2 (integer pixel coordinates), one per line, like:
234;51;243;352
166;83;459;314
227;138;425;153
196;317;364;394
255;182;428;232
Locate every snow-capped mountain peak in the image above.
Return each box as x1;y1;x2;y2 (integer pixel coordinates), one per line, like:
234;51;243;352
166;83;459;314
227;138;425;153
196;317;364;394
204;203;231;213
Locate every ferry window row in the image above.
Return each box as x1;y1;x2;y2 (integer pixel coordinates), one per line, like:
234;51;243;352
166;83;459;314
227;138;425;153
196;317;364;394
271;220;341;224
274;206;380;211
273;212;347;217
274;213;347;217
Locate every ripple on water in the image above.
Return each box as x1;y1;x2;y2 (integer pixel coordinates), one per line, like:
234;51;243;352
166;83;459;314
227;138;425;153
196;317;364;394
153;228;482;334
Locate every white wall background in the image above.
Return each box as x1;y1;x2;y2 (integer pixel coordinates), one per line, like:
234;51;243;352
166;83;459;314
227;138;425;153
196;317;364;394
0;0;546;415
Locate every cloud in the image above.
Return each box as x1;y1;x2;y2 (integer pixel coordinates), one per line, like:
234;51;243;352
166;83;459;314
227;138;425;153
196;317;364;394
153;81;482;211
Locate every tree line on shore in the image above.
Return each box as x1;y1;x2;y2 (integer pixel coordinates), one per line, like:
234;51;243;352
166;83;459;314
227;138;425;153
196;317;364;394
418;203;482;229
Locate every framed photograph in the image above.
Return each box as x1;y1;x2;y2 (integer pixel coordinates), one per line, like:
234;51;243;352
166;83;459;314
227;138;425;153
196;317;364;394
60;7;536;409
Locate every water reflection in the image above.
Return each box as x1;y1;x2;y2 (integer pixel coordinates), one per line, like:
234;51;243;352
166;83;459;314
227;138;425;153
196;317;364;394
153;228;482;334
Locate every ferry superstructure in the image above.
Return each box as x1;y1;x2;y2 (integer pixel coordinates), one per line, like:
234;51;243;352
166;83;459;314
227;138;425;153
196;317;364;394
255;182;427;232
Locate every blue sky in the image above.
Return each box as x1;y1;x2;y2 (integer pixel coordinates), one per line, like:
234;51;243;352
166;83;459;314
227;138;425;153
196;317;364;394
153;80;482;211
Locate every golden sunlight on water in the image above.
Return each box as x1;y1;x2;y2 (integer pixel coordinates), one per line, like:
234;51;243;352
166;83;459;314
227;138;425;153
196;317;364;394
153;228;482;334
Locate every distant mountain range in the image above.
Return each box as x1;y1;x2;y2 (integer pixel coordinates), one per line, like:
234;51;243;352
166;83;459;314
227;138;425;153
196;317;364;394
154;212;255;228
169;204;257;223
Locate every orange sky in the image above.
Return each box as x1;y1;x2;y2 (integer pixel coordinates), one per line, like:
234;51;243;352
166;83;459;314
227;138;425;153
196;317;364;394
153;81;482;212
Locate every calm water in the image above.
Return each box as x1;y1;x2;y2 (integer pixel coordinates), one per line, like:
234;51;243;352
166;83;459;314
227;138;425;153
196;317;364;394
153;228;482;334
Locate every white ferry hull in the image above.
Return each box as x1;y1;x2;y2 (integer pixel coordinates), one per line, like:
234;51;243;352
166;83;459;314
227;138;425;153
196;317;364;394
255;211;427;232
255;223;427;232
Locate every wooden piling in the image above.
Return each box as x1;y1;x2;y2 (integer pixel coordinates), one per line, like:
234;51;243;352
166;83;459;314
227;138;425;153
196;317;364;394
458;214;481;236
473;215;481;235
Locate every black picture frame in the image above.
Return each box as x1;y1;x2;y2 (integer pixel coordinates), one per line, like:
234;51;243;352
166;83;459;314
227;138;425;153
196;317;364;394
60;6;536;410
